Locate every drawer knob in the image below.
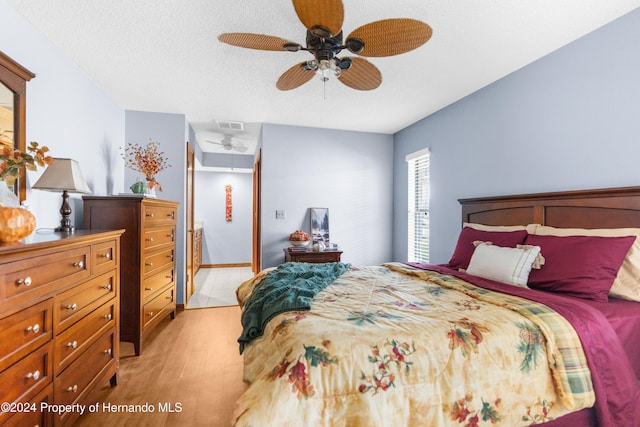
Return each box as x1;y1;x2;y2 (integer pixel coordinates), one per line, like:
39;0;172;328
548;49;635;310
166;275;172;279
100;253;111;259
147;311;154;317
26;370;40;380
102;284;112;291
146;237;154;242
104;348;112;355
66;303;78;311
67;340;78;349
104;314;112;321
16;276;32;287
145;262;153;266
145;287;153;291
166;296;173;300
25;324;40;334
72;261;84;268
67;385;78;393
146;213;154;218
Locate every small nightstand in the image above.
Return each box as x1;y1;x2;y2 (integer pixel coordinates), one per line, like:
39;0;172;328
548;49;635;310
284;248;343;263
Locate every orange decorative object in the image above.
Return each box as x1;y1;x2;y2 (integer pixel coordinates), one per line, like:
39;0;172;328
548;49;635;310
0;207;36;242
225;184;232;222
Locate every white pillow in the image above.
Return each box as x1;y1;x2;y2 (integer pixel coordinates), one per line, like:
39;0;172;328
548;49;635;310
466;243;541;287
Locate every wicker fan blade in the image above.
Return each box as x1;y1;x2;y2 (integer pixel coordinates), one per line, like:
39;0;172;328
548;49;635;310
276;62;315;91
292;0;344;37
219;33;299;51
347;19;432;57
338;57;381;91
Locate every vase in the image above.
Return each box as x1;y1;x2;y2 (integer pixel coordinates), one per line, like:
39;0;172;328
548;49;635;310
145;179;157;198
0;180;20;207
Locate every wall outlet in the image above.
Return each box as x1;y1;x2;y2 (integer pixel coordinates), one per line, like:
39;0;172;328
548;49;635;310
276;210;286;219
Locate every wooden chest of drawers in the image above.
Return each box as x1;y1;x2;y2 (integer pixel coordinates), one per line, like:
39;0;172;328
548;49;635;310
0;230;122;427
82;196;179;355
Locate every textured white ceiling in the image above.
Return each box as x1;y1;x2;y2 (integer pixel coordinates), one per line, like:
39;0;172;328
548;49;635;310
7;0;640;155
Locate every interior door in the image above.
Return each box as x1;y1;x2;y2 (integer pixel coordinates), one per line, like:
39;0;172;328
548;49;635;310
186;142;195;303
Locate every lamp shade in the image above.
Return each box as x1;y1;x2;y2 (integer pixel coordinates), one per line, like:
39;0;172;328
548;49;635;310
32;158;91;193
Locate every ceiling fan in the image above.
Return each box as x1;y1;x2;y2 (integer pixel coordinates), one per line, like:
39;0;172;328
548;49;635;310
218;0;432;91
206;134;249;153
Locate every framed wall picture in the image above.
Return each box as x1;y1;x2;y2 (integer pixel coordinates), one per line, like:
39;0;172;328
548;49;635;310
310;207;330;245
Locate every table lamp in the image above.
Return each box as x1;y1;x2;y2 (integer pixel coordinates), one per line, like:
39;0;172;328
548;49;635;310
32;158;91;232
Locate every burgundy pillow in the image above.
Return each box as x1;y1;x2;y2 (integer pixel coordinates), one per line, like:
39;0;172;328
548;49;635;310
447;227;528;270
525;234;635;302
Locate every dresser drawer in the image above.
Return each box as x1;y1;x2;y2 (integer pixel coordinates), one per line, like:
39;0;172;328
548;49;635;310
0;342;52;406
55;302;116;372
143;247;175;276
55;271;116;333
0;299;53;372
143;267;174;303
0;382;54;427
144;204;177;226
55;330;115;407
92;239;118;275
142;285;174;330
1;246;90;301
143;226;175;251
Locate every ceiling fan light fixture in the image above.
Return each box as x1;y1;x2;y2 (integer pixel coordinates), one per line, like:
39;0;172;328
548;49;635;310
315;59;342;81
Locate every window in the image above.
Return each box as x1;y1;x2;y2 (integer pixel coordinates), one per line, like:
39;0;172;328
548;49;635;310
407;148;430;262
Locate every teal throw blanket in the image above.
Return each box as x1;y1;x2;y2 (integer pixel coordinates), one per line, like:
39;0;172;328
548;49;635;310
238;262;351;354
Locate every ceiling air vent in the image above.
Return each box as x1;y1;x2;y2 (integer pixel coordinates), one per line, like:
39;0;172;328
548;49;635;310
216;120;244;131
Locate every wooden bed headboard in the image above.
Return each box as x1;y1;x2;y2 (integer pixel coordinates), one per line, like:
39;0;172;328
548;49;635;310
459;186;640;229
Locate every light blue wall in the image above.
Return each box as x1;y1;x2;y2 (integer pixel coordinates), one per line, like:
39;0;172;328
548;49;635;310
393;8;640;264
0;0;124;229
124;110;188;304
195;171;252;265
260;123;394;268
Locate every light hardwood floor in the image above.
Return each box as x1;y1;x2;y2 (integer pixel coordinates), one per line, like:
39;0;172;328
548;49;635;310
76;306;246;426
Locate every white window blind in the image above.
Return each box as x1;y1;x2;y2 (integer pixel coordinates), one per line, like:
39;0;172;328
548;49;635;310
407;148;430;262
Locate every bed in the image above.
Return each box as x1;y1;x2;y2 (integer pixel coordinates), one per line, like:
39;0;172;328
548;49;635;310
233;186;640;427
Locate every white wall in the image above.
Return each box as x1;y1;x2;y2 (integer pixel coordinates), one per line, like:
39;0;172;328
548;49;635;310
393;8;640;264
194;170;252;265
1;0;125;230
260;123;394;268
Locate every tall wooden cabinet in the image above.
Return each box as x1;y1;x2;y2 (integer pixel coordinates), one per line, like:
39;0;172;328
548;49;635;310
0;229;122;426
83;196;179;356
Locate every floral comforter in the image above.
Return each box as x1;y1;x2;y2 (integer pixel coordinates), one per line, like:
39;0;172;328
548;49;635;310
233;262;596;427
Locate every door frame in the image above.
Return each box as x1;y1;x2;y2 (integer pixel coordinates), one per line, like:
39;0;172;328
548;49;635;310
252;149;262;273
185;142;195;303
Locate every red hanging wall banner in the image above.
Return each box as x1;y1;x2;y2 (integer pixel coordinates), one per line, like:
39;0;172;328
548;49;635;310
225;184;232;222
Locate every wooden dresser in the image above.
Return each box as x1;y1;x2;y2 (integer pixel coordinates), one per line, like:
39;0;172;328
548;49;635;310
82;196;179;356
0;229;122;427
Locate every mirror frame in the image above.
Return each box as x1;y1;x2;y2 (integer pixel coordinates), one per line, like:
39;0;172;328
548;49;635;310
0;51;35;202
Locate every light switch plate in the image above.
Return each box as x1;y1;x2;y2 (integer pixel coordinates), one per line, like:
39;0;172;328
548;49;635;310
276;210;286;219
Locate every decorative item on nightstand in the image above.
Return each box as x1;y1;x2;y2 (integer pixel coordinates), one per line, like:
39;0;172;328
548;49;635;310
289;229;311;247
33;158;91;232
